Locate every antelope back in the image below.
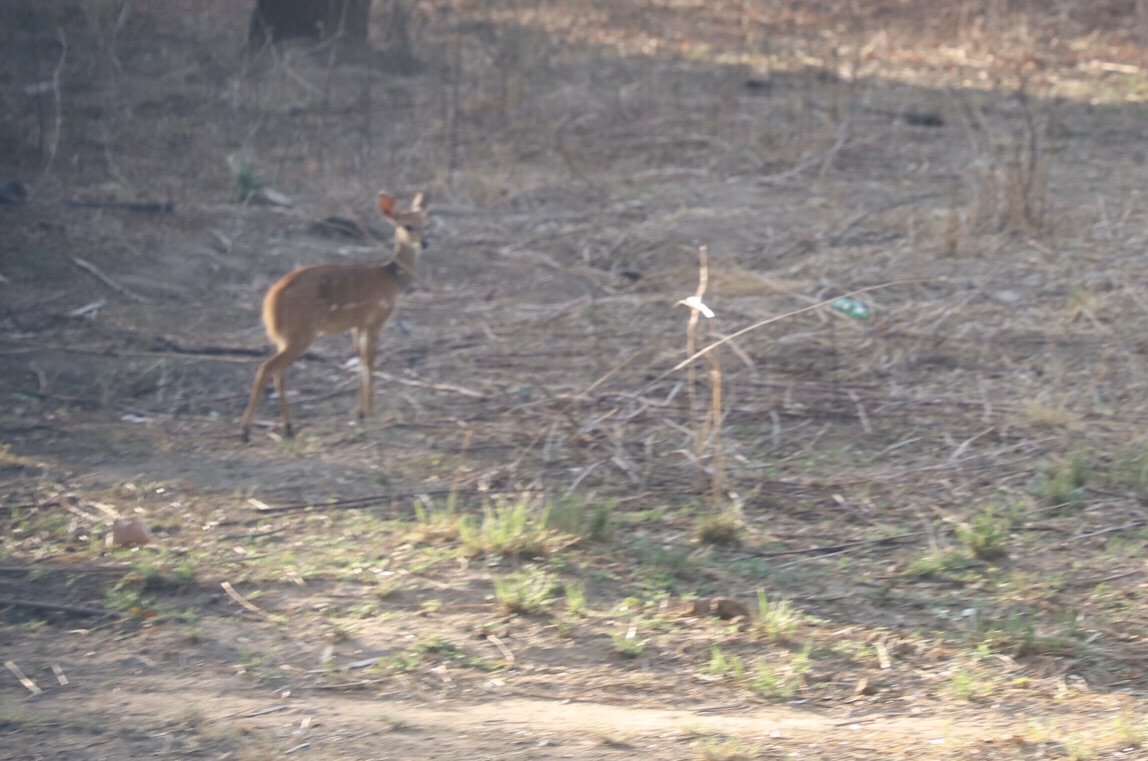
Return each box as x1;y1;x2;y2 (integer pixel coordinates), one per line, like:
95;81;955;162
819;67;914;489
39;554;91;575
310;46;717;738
264;263;400;345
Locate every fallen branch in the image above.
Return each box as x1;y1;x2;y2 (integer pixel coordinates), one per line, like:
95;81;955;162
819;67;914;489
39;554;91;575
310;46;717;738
374;370;486;399
60;199;174;213
0;565;131;574
510;350;647;472
731;530;928;559
0;597;121;617
5;660;42;696
486;634;516;664
754;127;851;184
251;486;535;513
826;193;942;247
69;256;150;303
220;581;275;620
1;338;258;364
252;492;396;513
1074;568;1144;589
149;336;264;358
310;679;386;691
772;547;854;570
1071;520;1147;542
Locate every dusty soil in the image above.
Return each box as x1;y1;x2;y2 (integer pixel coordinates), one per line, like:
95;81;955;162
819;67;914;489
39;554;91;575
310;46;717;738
3;1;1148;759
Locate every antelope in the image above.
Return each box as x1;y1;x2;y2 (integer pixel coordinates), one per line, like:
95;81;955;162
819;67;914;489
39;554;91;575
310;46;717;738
240;191;427;441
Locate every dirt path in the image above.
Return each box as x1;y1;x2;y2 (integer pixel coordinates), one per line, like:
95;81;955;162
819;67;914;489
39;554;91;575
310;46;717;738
42;688;1019;760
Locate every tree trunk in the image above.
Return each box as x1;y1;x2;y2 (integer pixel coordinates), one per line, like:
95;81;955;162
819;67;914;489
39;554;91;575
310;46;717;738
248;0;371;48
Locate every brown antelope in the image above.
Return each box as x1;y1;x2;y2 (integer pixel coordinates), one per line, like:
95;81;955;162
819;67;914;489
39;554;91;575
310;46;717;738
240;191;427;441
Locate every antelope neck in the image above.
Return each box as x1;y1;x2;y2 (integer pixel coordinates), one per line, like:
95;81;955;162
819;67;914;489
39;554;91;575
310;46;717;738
386;238;419;290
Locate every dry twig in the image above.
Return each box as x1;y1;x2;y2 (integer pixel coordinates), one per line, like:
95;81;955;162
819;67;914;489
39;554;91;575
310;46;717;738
69;256;150;303
4;660;42;696
220;581;275;620
0;597;120;618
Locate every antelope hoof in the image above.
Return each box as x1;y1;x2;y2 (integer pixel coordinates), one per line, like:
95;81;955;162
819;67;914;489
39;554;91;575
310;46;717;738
284;423;295;438
241;427;251;443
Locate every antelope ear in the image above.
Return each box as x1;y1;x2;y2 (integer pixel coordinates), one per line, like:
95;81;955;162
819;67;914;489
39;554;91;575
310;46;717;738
410;191;426;211
377;192;396;218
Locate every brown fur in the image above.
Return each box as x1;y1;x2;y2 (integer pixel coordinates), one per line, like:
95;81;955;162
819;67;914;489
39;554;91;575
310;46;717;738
240;192;426;441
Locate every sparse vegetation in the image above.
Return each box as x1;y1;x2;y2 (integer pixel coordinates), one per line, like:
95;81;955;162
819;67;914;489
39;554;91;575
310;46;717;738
707;645;746;679
493;567;558;615
1102;448;1148;494
907;548;973;577
588;500;615;542
611;621;648;658
949;666;997;702
754;643;812;699
459;494;557;559
1033;451;1091;511
411;495;464;543
957;505;1011;560
230;154;269;203
697;737;750;761
564;580;587;616
694;509;743;546
706;643;811;700
752;589;804;642
968;93;1056;235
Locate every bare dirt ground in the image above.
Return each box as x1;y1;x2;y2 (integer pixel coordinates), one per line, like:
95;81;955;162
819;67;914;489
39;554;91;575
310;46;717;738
3;1;1148;759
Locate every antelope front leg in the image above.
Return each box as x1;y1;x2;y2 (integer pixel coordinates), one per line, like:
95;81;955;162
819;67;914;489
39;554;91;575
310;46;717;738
240;362;273;442
363;329;378;416
274;372;294;437
245;344;305;440
352;325;380;418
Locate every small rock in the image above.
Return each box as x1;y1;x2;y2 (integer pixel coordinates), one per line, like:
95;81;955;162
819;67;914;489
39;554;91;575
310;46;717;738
111;517;151;547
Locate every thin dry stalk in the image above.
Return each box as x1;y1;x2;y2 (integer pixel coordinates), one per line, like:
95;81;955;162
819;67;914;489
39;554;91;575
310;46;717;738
1005;99;1053;233
683;245;710;487
41;28;68;177
447;428;474;513
508;351;643;474
446;30;463;183
319;0;354;111
942;183;962;256
685;285;704;421
666;281;917;377
965;88;1055;235
79;0;127;72
705;359;727;506
675;244;728;506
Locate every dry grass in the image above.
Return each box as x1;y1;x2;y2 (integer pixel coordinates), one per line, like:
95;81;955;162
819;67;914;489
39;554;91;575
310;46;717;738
3;1;1148;759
